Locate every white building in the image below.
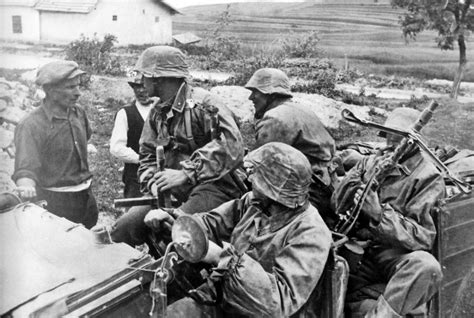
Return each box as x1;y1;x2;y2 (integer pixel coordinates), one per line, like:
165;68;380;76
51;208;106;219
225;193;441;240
0;0;179;45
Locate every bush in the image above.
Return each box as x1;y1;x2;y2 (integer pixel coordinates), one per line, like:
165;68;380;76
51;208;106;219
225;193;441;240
204;34;242;68
286;58;339;97
65;33;125;78
223;48;287;86
278;31;323;59
291;69;337;97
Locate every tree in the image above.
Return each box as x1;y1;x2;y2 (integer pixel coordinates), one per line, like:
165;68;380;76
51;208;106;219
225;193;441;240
391;0;473;99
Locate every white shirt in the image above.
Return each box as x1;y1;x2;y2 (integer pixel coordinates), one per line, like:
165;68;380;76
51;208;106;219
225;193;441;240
44;179;92;192
109;101;152;164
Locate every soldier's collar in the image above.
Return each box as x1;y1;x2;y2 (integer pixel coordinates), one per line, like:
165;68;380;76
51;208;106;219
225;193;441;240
171;82;190;113
267;202;308;232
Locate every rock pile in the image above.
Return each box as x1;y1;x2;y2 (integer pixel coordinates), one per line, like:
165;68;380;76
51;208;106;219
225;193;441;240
0;77;40;193
209;85;385;127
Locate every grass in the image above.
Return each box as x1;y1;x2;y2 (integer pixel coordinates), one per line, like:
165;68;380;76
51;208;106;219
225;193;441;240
2;1;473;225
174;2;474;82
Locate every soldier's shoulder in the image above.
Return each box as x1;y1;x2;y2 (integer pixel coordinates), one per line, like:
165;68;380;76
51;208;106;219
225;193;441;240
266;100;306;121
189;86;226;114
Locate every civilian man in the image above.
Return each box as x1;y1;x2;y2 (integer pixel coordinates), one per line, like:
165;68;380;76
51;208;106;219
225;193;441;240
13;60;98;229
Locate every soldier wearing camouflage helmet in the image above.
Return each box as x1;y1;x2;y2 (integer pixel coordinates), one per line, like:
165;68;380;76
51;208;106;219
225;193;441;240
332;107;445;317
157;142;332;317
245;68;337;225
110;46;245;249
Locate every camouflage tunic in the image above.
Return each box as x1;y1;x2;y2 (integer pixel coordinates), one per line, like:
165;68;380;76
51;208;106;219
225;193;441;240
254;98;335;184
194;192;332;317
356;151;445;250
138;83;244;196
254;98;337;221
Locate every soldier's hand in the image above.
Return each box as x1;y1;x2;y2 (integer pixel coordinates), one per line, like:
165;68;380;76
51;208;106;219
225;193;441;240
140;168;156;193
144;209;175;231
149;96;160;106
16;186;36;199
15;178;37;199
152;169;189;191
354;186;382;223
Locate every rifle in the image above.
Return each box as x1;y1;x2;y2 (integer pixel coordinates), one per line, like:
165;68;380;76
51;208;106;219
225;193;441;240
334;101;472;235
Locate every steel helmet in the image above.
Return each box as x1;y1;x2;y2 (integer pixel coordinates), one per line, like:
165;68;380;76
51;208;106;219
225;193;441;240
379;107;421;138
134;46;189;78
245;68;292;97
244;142;311;208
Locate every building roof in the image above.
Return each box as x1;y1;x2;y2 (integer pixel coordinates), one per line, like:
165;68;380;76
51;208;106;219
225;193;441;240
173;32;202;45
0;0;37;7
34;0;179;14
157;0;180;15
35;0;98;13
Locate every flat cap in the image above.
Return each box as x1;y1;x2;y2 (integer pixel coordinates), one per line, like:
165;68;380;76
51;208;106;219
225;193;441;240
35;60;85;86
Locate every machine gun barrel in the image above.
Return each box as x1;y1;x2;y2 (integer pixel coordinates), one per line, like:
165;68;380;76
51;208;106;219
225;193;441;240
341;101;470;194
334;100;472;235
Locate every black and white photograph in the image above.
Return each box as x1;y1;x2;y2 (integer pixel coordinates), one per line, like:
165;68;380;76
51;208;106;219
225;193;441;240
0;0;473;317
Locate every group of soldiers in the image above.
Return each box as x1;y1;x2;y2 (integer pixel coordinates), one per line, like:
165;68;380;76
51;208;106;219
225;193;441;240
13;45;445;317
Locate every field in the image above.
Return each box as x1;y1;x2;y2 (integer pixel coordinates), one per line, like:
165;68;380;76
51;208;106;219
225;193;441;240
1;1;473;225
174;2;474;81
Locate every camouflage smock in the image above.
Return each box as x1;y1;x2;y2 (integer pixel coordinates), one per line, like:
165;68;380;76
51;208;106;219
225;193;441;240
254;98;335;185
353;151;445;251
194;192;332;317
138;83;244;185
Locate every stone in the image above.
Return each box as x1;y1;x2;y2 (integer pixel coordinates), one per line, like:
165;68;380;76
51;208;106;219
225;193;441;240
210;85;386;128
0;126;14;149
0;99;7;112
0;107;28;125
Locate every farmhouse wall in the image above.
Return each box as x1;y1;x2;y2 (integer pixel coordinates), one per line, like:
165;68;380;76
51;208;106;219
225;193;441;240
0;6;40;42
38;0;173;45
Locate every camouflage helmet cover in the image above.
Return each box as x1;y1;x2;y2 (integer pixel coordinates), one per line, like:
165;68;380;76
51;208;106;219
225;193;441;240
245;68;292;97
244;142;312;208
379;107;421;138
134;46;189;78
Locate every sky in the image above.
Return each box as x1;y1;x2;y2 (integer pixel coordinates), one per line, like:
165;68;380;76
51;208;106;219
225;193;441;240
172;0;304;9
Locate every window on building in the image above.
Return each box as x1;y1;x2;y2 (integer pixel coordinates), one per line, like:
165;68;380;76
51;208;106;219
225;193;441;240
112;15;117;21
12;15;22;34
155;16;160;23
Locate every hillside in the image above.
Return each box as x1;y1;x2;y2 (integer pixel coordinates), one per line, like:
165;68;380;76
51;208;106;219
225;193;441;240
173;2;474;81
175;2;400;42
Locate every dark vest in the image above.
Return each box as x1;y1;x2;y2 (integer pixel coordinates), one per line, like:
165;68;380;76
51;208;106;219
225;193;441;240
122;103;144;183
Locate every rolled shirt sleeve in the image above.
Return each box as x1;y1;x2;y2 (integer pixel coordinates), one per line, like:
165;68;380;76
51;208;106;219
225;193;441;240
13;119;42;183
110;109;140;164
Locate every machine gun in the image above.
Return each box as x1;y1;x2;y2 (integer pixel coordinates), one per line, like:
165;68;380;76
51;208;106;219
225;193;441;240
334;100;472;235
114;145;172;210
114;145;175;258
